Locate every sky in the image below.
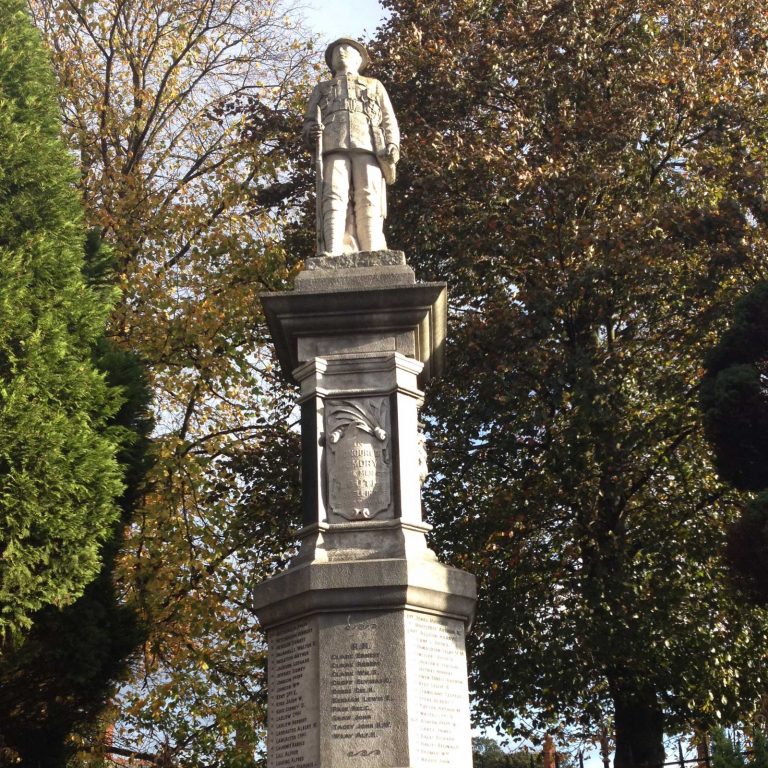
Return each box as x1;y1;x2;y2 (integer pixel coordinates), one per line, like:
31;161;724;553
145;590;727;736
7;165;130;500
301;0;389;46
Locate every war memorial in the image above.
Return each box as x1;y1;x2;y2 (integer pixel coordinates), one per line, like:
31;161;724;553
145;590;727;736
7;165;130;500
252;38;477;768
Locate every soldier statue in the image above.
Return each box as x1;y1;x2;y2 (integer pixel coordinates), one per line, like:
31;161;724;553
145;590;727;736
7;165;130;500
303;38;400;255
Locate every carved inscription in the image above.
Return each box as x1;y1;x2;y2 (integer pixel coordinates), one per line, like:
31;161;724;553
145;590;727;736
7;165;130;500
268;621;319;768
406;612;472;767
330;619;394;750
321;614;402;765
345;440;380;501
325;398;393;521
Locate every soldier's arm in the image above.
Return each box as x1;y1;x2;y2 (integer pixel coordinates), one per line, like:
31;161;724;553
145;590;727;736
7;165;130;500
378;84;400;160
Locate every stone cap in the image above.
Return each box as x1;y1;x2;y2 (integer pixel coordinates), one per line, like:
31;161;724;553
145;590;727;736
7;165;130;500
294;251;415;293
251;557;477;631
261;281;447;386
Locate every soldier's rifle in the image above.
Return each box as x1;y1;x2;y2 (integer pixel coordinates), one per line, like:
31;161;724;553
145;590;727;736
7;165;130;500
315;105;325;255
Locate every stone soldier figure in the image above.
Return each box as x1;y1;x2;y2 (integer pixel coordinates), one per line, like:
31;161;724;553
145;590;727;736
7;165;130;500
303;38;400;254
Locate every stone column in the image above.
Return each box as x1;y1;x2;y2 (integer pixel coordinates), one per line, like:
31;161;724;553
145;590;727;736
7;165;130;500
254;251;476;768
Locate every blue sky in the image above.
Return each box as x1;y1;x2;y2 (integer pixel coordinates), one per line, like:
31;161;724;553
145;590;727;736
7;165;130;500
301;0;389;46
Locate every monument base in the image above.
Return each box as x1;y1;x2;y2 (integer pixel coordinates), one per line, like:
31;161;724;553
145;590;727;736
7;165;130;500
257;249;475;768
252;558;476;768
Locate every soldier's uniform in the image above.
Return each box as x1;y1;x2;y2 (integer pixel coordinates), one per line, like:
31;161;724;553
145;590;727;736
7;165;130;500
303;41;399;254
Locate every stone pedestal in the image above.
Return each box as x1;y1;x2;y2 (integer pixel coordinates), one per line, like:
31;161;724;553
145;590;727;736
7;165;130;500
254;251;476;768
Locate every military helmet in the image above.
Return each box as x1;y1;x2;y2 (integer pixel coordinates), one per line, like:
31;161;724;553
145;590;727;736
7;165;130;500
324;38;370;73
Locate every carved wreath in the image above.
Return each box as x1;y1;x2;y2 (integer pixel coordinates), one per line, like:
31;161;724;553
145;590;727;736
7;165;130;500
328;399;387;445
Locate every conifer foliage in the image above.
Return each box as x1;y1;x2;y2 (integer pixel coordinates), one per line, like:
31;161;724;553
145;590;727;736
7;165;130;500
702;283;768;493
702;283;768;603
23;0;310;755
0;234;155;766
0;0;123;641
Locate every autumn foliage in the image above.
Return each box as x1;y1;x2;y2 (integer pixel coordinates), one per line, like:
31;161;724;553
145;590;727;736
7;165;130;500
373;1;768;766
8;0;768;762
22;0;312;759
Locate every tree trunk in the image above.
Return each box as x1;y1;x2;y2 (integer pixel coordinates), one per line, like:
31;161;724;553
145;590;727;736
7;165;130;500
612;687;665;768
600;726;612;768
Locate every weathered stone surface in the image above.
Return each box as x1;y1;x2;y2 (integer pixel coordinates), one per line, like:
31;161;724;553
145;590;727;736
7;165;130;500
304;251;406;270
257;558;476;768
294;355;426;550
404;611;473;767
252;558;477;629
292;520;436;565
268;619;319;768
297;332;415;361
261;281;447;386
257;242;474;768
320;610;406;767
325;397;393;522
294;252;413;295
303;42;399;255
264;606;474;768
294;265;416;294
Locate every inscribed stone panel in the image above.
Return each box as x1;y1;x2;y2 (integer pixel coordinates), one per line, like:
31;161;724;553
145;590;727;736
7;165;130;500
268;619;320;768
319;611;408;768
405;611;473;768
325;398;394;522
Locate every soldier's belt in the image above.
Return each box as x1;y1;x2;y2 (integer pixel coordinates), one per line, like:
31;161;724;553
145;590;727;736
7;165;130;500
326;99;369;114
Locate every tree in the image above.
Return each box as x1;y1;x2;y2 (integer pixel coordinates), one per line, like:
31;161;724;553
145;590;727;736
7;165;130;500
0;234;155;766
373;1;768;766
752;730;768;768
27;0;312;758
708;727;768;768
711;729;746;768
701;283;768;604
0;0;123;645
474;736;544;768
701;283;768;492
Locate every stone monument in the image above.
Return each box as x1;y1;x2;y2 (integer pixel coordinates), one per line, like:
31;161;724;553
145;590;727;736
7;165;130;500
253;38;477;768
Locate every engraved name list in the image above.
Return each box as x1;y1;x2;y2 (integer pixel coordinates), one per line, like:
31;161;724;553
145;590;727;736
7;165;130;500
268;621;319;768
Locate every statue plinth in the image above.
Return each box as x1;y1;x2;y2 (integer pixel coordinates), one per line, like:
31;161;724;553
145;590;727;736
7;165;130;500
261;251;446;387
254;251;475;768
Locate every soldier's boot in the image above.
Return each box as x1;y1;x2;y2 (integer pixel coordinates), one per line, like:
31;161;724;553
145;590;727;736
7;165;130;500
358;214;387;251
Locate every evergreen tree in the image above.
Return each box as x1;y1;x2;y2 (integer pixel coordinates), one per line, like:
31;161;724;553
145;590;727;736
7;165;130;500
750;730;768;768
701;283;768;604
26;0;312;755
0;0;123;641
711;729;746;768
701;283;768;493
0;234;154;766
